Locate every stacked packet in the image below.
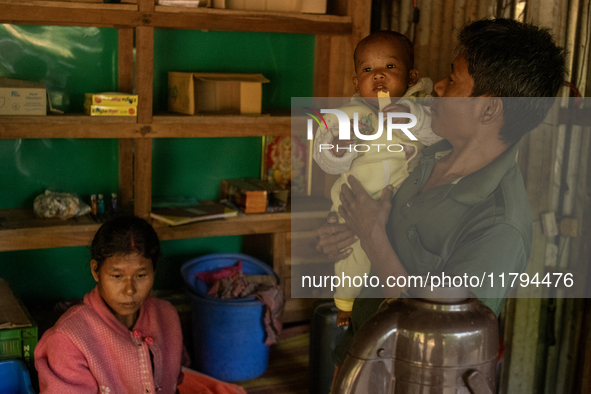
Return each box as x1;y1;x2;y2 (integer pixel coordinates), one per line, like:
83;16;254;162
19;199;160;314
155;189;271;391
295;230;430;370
84;93;138;116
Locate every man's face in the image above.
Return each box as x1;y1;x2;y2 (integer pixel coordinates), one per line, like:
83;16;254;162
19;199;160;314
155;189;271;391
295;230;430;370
433;55;475;98
431;55;478;139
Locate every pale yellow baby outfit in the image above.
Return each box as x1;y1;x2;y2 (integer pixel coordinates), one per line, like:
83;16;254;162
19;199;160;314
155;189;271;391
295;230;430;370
312;78;441;312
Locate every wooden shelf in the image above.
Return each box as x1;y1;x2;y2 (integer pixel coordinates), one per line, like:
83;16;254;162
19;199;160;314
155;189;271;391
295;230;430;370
0;207;290;252
0;114;291;139
150;114;291;137
151;6;351;34
0;208;101;252
0;115;139;139
0;2;352;34
154;211;290;241
0;1;140;28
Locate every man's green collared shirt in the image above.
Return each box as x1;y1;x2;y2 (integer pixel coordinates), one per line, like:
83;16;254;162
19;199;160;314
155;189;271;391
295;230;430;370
333;139;533;366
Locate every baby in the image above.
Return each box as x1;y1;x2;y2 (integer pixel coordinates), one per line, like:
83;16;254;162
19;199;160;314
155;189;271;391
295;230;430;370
312;31;441;327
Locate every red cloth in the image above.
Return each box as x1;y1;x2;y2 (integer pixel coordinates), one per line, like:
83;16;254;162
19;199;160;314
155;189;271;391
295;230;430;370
255;286;284;346
177;367;246;394
35;286;184;394
194;261;243;284
207;271;257;299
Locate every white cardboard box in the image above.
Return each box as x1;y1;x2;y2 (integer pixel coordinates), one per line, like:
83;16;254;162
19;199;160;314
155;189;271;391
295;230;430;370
0;77;47;116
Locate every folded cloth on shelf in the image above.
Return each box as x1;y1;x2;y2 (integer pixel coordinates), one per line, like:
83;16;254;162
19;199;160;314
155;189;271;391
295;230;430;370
177;367;247;394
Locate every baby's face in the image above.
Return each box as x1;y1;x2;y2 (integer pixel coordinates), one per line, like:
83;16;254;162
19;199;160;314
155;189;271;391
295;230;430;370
353;38;417;106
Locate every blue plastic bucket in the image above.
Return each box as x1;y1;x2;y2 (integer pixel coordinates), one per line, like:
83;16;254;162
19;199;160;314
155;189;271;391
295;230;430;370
181;253;275;382
0;360;35;394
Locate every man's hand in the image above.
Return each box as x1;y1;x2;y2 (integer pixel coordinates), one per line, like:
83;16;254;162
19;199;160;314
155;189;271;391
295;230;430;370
315;212;357;261
338;175;394;243
331;136;356;157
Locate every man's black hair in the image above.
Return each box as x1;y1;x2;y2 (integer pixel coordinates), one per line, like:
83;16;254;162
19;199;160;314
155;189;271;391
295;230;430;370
458;18;567;144
354;30;415;70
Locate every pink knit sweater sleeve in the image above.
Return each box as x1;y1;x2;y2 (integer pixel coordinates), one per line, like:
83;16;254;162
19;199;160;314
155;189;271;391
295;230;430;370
35;328;99;394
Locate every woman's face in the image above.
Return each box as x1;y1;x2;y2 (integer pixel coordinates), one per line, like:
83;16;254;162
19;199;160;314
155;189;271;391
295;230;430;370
91;253;154;329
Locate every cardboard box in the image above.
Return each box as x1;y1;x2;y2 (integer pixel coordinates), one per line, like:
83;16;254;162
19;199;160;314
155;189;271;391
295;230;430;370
244;177;288;212
85;105;137;116
84;93;138;107
0;77;46;116
0;279;38;370
168;72;269;115
211;0;326;14
220;179;267;213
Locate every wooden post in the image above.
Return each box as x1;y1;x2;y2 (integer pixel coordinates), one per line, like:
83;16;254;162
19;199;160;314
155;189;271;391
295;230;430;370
118;27;135;210
134;25;154;219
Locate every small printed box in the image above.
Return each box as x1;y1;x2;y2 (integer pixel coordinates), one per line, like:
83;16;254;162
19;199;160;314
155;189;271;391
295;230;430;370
168;72;269;115
220;179;267;213
0;77;47;116
84;93;138;107
85;105;137;116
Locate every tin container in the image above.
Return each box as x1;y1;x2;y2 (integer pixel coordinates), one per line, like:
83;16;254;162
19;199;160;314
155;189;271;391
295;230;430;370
332;287;498;394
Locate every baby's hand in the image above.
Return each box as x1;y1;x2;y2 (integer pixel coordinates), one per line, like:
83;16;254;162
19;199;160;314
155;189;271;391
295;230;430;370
382;103;411;125
331;136;356;157
337;310;352;327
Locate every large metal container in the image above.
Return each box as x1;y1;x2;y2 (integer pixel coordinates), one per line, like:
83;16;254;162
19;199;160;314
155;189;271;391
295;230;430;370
332;288;498;393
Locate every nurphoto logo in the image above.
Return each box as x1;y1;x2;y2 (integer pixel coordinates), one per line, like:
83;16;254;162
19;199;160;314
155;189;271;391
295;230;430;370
304;107;418;153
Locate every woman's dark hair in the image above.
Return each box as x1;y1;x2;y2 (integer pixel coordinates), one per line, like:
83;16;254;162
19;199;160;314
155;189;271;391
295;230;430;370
457;18;567;144
91;215;160;272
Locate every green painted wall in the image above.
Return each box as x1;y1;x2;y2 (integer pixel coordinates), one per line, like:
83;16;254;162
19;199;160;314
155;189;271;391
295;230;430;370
0;25;314;304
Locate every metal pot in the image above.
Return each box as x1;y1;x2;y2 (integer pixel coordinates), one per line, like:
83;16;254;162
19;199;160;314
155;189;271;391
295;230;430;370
332;287;498;393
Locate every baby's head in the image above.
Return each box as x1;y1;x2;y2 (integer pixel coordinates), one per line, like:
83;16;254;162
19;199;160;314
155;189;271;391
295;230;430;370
353;31;418;103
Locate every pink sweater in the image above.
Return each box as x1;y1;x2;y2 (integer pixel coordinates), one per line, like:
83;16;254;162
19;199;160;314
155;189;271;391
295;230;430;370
35;287;184;394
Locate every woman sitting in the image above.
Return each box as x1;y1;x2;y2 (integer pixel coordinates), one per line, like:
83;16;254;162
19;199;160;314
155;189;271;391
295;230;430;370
35;215;184;394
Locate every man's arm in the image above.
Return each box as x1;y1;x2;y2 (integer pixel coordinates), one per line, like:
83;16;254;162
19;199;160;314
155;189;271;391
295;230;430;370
443;222;529;315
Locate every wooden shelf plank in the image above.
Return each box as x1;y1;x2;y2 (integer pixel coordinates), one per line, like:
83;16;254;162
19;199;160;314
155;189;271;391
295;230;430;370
0;114;292;139
0;2;351;35
0;2;140;27
0;115;141;139
0;0;137;11
150;114;291;137
154;212;291;241
0;208;100;252
0;207;291;252
151;6;352;35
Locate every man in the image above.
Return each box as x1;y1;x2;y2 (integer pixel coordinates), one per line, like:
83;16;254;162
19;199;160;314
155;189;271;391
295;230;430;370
315;18;567;368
